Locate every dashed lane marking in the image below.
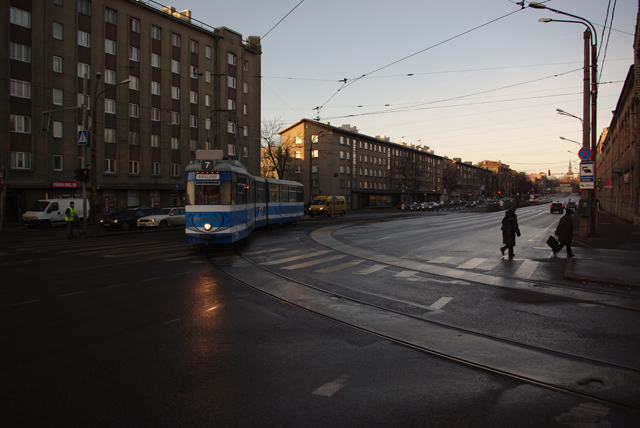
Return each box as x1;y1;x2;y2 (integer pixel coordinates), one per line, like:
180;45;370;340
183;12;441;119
261;250;331;265
430;297;453;310
458;258;486;269
431;256;455;264
316;260;364;273
312;375;349;397
282;255;346;270
355;264;387;275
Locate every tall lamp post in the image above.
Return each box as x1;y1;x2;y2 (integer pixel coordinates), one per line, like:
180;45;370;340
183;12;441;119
91;75;130;223
560;136;581;146
531;2;598;236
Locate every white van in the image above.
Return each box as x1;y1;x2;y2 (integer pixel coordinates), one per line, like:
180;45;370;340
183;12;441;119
22;198;90;228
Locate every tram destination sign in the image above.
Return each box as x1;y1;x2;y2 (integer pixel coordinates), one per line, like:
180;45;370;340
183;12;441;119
196;173;220;181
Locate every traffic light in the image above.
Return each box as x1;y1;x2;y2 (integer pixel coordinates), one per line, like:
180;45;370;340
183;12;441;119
548;170;551;176
74;168;83;181
80;168;91;183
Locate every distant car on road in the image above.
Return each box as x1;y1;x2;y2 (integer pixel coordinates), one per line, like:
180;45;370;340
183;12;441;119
137;207;185;228
566;201;577;210
100;206;158;230
550;202;564;214
422;202;439;211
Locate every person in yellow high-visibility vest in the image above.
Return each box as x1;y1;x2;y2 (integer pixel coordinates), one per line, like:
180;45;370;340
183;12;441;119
65;201;77;239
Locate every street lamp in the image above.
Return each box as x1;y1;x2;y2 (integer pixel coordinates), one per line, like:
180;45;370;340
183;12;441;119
560;136;581;146
531;1;598;236
90;76;130;223
556;108;583;124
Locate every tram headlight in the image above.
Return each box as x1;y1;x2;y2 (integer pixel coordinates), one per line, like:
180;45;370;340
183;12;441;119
203;223;212;231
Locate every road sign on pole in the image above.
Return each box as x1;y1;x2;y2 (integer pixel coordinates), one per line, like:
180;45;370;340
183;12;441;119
579;161;595;189
578;147;592;160
78;130;89;146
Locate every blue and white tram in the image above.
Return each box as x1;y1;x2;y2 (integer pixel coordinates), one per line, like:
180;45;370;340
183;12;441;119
184;157;304;244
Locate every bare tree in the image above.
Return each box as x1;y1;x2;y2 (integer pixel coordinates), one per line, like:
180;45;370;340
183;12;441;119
260;118;297;179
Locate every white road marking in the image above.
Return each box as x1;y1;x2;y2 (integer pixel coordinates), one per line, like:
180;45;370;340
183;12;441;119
514;260;539;279
355;264;387;275
312;375;349;397
282;255;345;270
262;250;331;265
431;256;454;264
316;260;364;273
458;258;486;269
430;297;453;310
395;270;417;278
12;299;40;306
60;291;87;297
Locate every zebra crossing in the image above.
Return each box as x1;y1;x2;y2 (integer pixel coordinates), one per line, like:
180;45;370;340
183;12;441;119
243;244;543;284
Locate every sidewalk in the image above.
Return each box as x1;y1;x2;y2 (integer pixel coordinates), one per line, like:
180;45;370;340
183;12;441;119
565;211;640;289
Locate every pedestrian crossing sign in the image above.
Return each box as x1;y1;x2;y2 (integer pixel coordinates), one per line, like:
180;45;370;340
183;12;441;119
78;130;89;145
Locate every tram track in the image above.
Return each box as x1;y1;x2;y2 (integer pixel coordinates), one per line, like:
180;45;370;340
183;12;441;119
207;244;640;413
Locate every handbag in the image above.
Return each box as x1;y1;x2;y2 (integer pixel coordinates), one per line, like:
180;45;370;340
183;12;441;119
546;235;560;252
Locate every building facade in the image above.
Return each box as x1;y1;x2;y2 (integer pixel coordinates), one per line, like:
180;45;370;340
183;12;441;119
278;119;493;211
1;0;261;224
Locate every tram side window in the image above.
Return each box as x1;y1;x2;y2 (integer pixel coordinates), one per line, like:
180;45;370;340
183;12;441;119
280;185;288;202
196;183;220;204
288;186;297;203
237;176;247;205
220;181;233;205
297;187;304;202
270;184;279;202
256;182;265;203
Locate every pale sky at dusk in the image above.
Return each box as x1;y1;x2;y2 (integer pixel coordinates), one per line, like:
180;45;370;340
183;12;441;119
162;0;636;176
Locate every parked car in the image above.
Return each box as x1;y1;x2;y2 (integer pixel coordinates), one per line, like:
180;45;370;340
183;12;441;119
423;202;439;211
100;206;158;230
137;207;186;228
550;202;564;214
409;202;422;211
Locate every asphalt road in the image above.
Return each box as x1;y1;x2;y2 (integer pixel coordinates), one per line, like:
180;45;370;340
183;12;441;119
1;209;639;427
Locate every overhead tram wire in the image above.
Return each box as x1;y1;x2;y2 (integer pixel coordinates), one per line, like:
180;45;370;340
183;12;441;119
313;8;524;119
598;0;618;82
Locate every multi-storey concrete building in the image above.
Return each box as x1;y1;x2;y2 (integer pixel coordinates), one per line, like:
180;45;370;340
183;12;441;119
1;0;261;224
279;119;494;210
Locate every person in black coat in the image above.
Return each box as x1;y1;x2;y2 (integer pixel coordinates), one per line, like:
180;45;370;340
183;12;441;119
554;208;575;257
500;207;521;258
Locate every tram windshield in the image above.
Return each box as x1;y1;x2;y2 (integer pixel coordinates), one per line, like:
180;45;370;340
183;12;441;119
196;183;221;204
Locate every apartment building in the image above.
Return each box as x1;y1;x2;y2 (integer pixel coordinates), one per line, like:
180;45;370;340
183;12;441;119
1;0;261;224
279;119;466;211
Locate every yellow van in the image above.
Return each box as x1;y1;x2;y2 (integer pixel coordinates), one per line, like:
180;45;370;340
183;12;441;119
308;195;346;217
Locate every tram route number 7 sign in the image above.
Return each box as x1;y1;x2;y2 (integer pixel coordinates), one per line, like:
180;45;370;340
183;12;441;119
201;160;214;171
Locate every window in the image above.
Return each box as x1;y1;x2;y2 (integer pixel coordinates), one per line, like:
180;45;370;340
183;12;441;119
10;7;31;28
10;43;31;63
151;26;161;40
151;134;159;147
10;79;31;99
129;160;140;174
129;46;139;62
227;52;236;65
53;22;63;39
205;45;211;58
151;53;160;68
105;39;116;55
53;121;63;138
10;115;31;133
312;150;319;158
295;151;302;159
244;61;249;72
205;71;211;82
190;139;197;151
77;63;90;78
190;40;198;53
171;112;180;125
151;81;160;95
228;76;236;89
105;8;116;24
105;158;116;173
129;104;139;118
171;137;180;150
190;91;198;104
104;69;116;84
128;131;139;145
129;76;139;90
227;99;235;110
151;162;160;175
172;164;180;176
53;0;62;5
53;88;63;105
11;152;31;169
171;60;180;74
78;0;91;15
151;108;160;121
53;155;63;171
105;99;116;114
78;31;90;47
244;126;249;137
243;104;248;116
227;144;236;156
295;137;302;145
130;18;140;33
205;94;211;107
205;118;211;130
244;83;249;94
171;86;180;99
227;121;236;134
171;33;180;47
190;65;199;78
190;115;198;128
105;128;116;143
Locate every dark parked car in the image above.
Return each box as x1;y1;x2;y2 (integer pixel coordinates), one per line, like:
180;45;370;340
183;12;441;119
550;202;564;214
100;206;158;230
422;202;439;211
